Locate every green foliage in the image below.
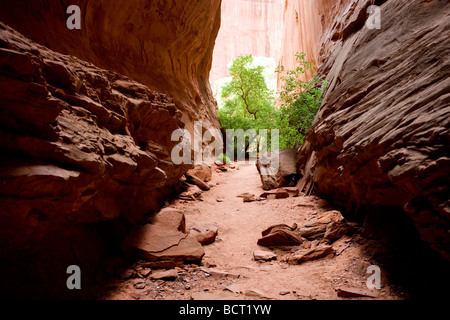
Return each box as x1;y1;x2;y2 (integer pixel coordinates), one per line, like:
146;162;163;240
218;54;275;125
216;153;231;164
276;53;328;148
218;54;277;156
217;53;327;154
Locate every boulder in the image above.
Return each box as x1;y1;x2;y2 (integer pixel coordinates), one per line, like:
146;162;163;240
324;219;353;242
253;250;277;261
299;211;343;240
151;207;186;233
185;172;210;191
256;149;299;190
122;224;205;265
243;194;257;202
287;245;335;265
200;267;240;279
190;222;218;245
257;224;303;247
150;269;178;281
186;163;212;182
178;185;202;200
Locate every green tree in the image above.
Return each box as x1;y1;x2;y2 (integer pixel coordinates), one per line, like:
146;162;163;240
276;53;328;148
218;54;277;158
220;54;274;121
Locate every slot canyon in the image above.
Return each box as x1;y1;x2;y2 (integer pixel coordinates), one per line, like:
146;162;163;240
0;0;449;303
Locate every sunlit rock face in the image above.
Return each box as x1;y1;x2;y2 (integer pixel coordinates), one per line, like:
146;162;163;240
277;0;353;85
0;0;221;298
292;0;450;261
210;0;284;90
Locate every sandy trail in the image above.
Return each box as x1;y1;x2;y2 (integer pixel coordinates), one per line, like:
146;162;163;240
103;161;404;300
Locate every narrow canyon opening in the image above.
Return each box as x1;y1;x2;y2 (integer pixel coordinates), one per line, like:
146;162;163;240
0;0;449;302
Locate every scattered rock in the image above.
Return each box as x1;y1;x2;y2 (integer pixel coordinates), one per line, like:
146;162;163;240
203;261;217;268
256;149;299;190
122;224;205;265
244;289;272;300
336;286;379;298
283;187;300;197
133;279;146;290
243;194;257;202
299;211;343;240
151;207;186;233
237;192;255;198
259;187;299;200
190;222;218;245
186;163;212;182
178;185;202;200
324;217;354;242
279;290;290;296
257;224;303;247
214;162;229;172
288;245;335;265
200;267;240;279
216;198;224;202
253;250;277;261
185;172;210;191
138;268;152;278
141;260;178;270
150;269;178;281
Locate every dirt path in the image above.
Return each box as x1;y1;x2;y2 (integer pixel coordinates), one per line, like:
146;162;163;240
103;161;405;300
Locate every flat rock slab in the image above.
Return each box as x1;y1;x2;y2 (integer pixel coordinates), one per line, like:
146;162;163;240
200;267;240;279
150;269;178;280
253;250;277;261
179;185;202;200
257;224;303;247
151;207;186;233
190;222;218;245
122;224;204;265
336;286;379;298
288;245;335;265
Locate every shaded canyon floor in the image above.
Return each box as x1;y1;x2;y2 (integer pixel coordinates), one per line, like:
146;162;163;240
98;162;408;300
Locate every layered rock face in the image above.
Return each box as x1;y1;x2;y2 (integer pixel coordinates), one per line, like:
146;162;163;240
0;1;221;298
210;0;284;90
295;0;450;260
0;0;221;130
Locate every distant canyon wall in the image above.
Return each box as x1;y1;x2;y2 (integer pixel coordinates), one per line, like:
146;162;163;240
210;0;284;90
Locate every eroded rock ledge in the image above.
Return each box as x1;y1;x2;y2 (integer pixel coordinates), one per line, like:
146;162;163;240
296;0;450;260
0;22;194;298
0;0;222;130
